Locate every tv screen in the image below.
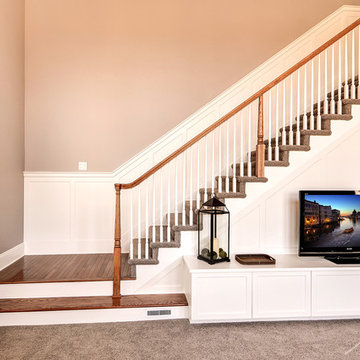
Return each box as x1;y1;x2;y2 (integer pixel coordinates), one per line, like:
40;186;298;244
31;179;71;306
299;190;360;256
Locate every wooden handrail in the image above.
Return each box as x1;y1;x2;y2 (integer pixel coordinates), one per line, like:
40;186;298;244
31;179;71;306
116;18;360;190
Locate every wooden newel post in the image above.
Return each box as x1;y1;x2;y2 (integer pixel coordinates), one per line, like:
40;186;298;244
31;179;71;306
113;184;122;298
256;95;265;178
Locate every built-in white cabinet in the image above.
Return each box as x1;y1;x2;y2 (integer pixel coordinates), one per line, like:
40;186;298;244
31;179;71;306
312;270;360;317
191;273;251;321
183;255;360;323
253;271;311;319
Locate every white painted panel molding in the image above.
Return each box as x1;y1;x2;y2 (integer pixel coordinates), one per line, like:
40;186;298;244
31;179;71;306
253;271;311;319
312;270;360;317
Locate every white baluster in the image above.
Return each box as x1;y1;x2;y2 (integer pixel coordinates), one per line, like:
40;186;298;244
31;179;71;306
226;121;230;193
310;59;315;130
145;182;149;259
167;166;171;241
174;158;178;226
197;142;200;209
189;148;193;226
331;44;335;114
218;126;222;193
212;132;215;194
160;170;163;242
137;188;141;259
338;39;342;113
204;137;208;202
247;105;252;177
282;81;286;145
296;70;300;145
324;49;328;115
152;176;155;242
317;55;321;130
289;74;293;145
345;34;349;99
268;90;272;160
275;84;279;161
182;153;186;225
303;63;308;130
352;29;356;98
233;116;236;191
130;190;133;259
240;112;244;176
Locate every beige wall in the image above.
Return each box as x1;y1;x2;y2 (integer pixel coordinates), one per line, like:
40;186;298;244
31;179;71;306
0;0;24;253
25;0;360;172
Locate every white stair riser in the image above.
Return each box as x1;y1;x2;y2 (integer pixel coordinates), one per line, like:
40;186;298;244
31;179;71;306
0;281;112;299
0;306;188;326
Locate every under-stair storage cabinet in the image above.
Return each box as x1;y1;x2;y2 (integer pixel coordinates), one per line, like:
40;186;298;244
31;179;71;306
184;255;360;323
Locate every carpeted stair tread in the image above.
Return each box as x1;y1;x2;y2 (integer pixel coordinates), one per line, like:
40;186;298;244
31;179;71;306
321;114;352;120
279;144;310;151
151;240;180;248
173;224;198;231
236;176;268;182
342;99;360;105
128;258;159;265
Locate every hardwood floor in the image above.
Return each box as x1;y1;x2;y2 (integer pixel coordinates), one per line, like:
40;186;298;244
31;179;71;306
0;294;188;312
0;253;135;283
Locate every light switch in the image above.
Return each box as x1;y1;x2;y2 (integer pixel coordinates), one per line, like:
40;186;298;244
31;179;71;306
78;161;87;171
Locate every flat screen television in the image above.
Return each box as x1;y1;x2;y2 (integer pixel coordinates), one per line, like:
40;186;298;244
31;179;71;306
299;190;360;264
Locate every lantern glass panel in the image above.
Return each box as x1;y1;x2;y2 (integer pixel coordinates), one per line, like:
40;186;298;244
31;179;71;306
197;197;230;264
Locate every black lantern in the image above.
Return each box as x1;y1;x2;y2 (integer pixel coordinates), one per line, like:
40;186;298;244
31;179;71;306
197;196;230;264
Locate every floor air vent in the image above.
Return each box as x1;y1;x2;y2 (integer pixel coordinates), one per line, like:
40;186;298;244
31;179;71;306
147;309;171;316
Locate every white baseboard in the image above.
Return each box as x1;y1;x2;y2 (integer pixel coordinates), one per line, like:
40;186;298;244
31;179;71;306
0;243;24;271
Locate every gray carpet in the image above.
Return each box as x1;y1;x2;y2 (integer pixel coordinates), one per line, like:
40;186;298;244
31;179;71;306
1;319;360;360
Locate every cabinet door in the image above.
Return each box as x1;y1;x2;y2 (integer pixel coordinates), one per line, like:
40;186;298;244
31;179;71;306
253;271;311;319
312;270;360;317
191;273;251;321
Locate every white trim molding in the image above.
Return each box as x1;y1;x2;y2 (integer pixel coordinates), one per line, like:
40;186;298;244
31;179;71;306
0;243;24;271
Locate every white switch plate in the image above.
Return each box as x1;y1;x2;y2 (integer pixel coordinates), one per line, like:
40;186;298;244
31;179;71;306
78;161;87;171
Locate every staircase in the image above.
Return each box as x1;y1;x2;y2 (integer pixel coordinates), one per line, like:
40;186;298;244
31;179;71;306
2;18;360;324
112;18;360;297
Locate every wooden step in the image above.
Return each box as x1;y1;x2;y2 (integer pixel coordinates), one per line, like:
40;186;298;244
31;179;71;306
0;253;136;283
0;293;188;313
